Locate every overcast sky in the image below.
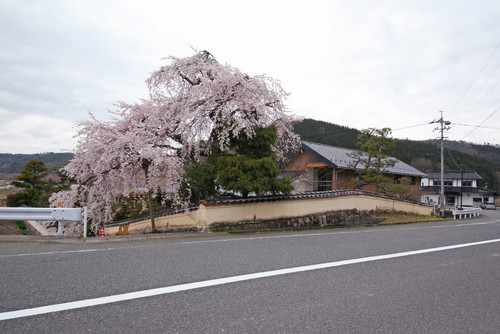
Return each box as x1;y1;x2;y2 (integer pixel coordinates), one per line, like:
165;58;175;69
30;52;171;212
1;0;499;154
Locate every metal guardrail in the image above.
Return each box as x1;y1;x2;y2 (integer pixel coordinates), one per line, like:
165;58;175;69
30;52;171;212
0;207;82;221
0;207;87;238
451;207;481;220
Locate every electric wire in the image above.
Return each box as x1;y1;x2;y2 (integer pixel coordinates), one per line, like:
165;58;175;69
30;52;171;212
452;123;500;130
447;149;462;170
392;123;429;131
462;106;500;140
450;42;500;113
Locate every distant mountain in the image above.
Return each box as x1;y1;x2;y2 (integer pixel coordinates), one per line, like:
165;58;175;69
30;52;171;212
425;139;500;164
292;119;360;150
294;119;500;192
0;153;74;174
2;119;499;192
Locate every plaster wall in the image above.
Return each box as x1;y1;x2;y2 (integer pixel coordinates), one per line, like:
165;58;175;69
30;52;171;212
106;193;433;235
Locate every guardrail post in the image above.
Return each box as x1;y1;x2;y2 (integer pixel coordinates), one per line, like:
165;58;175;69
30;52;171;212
83;207;87;238
57;221;64;236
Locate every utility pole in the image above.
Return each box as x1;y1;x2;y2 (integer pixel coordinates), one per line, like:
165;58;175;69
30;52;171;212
431;111;451;216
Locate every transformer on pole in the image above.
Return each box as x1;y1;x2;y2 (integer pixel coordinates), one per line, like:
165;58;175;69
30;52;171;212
431;111;451;216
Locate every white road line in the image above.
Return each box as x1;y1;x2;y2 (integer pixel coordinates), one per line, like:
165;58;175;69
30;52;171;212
0;245;150;258
177;219;500;245
1;238;499;321
2;219;499;258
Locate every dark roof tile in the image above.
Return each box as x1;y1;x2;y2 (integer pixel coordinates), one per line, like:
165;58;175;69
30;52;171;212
302;141;426;177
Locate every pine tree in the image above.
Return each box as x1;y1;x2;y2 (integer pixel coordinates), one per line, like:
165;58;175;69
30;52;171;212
349;128;397;192
215;125;293;198
8;159;49;207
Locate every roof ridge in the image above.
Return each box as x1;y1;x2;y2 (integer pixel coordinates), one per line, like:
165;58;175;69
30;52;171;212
302;141;356;152
301;141;426;177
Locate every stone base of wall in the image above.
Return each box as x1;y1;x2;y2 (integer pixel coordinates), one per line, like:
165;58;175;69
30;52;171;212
120;225;201;235
209;209;385;233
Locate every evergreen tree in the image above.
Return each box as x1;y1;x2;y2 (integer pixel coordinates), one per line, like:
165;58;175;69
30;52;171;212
215;125;293;198
349;128;398;193
7;159;50;207
180;160;218;204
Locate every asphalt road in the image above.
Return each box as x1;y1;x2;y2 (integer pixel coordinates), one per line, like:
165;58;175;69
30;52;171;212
1;210;499;333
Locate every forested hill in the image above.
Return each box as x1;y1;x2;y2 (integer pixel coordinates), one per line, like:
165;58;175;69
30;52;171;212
0;153;74;174
293;119;360;150
293;119;500;191
1;119;499;191
425;139;500;164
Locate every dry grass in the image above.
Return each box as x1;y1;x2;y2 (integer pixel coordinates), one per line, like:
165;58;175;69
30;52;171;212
375;212;443;225
0;189;12;200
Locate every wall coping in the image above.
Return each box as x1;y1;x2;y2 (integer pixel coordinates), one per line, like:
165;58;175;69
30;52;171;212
105;190;430;227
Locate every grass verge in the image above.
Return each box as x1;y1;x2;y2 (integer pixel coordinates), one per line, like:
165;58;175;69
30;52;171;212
14;220;28;235
376;212;443;225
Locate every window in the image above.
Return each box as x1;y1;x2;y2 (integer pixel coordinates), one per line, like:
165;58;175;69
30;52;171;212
313;167;333;191
433;179;453;186
462;180;472;187
446;196;456;205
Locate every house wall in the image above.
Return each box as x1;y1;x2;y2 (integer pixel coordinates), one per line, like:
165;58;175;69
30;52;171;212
291;168;314;193
284;151;322;193
106;192;433;235
285;151;421;200
421;192;494;208
423;178;478;188
421;194;440;206
283;150;321;171
291;165;421;200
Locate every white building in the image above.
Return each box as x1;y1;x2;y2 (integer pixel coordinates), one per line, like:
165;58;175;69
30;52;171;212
420;170;496;208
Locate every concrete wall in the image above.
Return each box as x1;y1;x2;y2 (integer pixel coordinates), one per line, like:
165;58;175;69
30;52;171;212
198;195;431;228
105;191;433;235
106;209;199;235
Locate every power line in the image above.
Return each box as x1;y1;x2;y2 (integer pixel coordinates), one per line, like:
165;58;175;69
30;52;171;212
450;42;500;113
447;149;462;170
452;122;500;130
462;106;500;139
392;123;429;131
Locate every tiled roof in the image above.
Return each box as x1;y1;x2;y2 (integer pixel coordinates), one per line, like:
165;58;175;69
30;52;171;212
422;170;482;180
420;186;495;195
302;141;427;177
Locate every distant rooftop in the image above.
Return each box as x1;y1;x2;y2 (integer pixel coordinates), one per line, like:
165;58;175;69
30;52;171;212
423;170;482;180
302;141;426;177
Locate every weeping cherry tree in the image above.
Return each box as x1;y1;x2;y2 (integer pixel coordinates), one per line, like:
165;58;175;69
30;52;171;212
51;51;300;234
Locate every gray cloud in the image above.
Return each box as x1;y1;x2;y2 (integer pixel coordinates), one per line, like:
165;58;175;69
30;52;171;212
1;0;499;153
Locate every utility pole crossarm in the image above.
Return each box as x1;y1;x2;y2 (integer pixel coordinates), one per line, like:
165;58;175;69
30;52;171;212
431;111;451;215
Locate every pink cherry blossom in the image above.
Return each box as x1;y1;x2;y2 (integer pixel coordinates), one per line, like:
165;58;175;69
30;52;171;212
51;51;300;235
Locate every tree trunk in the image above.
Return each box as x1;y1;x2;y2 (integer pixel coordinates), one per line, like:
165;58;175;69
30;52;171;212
147;189;156;232
142;159;156;232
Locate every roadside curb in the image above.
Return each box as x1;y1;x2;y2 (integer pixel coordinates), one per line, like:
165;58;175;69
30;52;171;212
0;231;227;244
